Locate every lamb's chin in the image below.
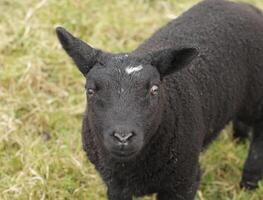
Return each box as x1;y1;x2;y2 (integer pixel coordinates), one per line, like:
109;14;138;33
110;150;138;161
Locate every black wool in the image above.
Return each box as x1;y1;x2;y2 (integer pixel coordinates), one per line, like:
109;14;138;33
57;0;263;199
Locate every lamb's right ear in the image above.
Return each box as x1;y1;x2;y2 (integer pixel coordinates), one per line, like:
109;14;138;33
150;47;198;77
56;27;101;76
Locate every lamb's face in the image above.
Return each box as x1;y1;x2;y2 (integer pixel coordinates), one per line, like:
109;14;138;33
86;55;164;160
56;26;198;161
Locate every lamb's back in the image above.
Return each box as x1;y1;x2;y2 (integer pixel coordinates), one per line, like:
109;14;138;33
135;0;263;140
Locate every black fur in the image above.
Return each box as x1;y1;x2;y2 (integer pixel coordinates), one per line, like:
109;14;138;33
56;0;263;199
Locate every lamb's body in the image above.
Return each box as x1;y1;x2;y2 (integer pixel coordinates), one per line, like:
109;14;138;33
57;0;263;199
82;1;263;198
135;0;263;142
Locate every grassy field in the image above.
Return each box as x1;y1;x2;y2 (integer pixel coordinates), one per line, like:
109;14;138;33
1;0;263;199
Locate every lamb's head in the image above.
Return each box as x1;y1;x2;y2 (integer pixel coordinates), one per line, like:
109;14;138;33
56;27;198;161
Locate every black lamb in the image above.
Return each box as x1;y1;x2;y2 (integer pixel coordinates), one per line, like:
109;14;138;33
56;0;263;199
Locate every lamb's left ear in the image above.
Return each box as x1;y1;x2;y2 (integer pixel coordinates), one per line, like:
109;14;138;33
151;47;198;77
56;26;102;76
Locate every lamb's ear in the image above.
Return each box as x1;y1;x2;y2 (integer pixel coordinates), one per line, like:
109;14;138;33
56;26;101;76
151;47;198;77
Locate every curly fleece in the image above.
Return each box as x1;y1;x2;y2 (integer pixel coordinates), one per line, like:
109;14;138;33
81;0;263;199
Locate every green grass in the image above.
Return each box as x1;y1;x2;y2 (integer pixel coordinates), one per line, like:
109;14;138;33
1;0;263;199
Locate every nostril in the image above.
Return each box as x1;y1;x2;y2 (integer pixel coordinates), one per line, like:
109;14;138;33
113;132;134;143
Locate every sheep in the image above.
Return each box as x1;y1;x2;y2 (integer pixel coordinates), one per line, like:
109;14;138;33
56;0;263;199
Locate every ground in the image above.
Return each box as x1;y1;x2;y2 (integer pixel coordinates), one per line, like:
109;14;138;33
0;0;263;199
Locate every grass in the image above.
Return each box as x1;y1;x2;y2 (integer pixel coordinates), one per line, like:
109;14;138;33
1;0;263;199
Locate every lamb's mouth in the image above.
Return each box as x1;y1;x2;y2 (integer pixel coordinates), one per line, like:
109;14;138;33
110;149;138;160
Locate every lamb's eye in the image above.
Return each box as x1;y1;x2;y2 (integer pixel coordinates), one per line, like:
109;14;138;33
87;88;95;96
150;85;159;96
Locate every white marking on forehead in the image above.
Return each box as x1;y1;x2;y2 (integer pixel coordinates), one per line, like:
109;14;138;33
125;65;143;74
115;54;129;60
118;88;125;95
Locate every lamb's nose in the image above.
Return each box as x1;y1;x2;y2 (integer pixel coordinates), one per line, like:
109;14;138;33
113;132;134;143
